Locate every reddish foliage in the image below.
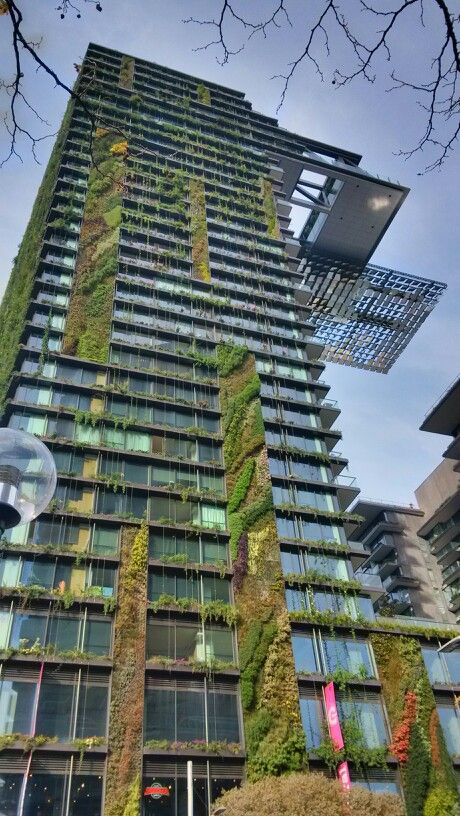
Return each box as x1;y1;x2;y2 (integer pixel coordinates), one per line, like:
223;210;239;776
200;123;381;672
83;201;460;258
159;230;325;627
390;691;418;763
233;532;248;593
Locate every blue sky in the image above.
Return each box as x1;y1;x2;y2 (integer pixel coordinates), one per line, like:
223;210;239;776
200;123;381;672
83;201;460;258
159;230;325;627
0;0;458;505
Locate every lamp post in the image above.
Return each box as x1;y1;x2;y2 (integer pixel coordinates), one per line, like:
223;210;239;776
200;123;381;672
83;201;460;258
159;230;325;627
0;428;57;533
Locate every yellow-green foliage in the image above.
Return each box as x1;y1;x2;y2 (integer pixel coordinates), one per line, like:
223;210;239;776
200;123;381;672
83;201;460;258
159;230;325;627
261;178;281;239
63;129;125;362
0;97;75;410
190;177;210;281
122;774;140;816
197;83;211;105
104;523;148;816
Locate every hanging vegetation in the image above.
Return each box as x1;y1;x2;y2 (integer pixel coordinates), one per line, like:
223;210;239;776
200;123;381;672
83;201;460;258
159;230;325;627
196;83;211;105
261;178;281;239
219;344;306;780
104;522;148;816
119;56;135;90
63;129;126;362
190;176;210;282
0;97;75;412
370;634;459;816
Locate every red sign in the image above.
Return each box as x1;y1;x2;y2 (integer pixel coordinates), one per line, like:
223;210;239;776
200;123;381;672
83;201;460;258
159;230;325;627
144;785;170;798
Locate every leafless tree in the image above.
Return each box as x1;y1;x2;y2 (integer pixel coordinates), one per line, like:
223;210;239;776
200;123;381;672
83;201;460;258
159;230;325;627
0;0;181;173
1;1;458;172
0;0;105;165
184;0;460;172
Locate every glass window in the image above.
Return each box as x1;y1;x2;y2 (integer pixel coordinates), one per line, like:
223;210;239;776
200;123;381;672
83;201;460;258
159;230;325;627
308;553;349;580
202;539;227;565
202;576;230;603
84;619;112;656
0;556;20;587
438;703;460;756
10;612;47;649
352;776;399;795
0;773;22;816
291;634;319;673
47;616;80;653
0;679;35;734
0;609;10;650
422;646;450;684
76;683;108;739
23;773;66;816
36;680;75;741
206;626;234;663
285;588;310;612
280;548;303;574
144;688;176;742
176;690;206;741
69;775;103;816
338;696;388;748
300;695;322;748
322;638;375;678
207;690;240;742
91;525;119;555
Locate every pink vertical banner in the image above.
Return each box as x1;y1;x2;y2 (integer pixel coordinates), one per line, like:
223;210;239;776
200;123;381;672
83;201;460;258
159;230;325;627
337;761;351;792
323;681;344;751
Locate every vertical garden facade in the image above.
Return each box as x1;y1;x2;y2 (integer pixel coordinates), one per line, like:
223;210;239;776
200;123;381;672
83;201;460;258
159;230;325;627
0;44;459;816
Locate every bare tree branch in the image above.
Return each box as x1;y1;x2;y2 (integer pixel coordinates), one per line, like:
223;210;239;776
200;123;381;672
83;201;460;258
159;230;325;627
184;0;460;172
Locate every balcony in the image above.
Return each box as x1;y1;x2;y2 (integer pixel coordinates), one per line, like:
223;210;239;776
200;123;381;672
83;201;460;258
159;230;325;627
316;398;340;429
376;590;413;615
354;570;384;599
330;474;360;509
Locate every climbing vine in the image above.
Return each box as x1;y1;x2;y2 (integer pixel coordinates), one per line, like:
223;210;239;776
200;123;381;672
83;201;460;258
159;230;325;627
370;634;459;816
196;83;211;105
190;176;210;282
119;56;135;90
63;128;126;362
104;522;148;816
219;344;306;780
261;178;281;239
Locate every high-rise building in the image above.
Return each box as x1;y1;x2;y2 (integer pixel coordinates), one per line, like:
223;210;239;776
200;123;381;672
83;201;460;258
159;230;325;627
349;500;453;622
0;43;458;816
417;376;460;623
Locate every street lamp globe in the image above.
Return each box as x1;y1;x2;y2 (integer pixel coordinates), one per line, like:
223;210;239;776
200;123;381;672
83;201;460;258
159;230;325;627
0;428;57;530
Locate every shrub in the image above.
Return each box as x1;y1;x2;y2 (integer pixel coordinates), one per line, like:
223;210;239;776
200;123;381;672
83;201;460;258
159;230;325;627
214;772;405;816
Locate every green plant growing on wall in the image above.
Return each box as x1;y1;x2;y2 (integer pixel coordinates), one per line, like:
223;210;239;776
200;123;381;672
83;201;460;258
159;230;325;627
196;83;211;105
261;178;281;239
219;343;306;780
104;522;148;816
0;97;76;412
63;129;126;363
370;634;459;816
190;176;210;282
119;56;135;90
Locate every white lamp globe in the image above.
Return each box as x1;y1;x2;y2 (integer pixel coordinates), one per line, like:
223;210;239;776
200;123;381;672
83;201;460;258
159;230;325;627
0;428;57;529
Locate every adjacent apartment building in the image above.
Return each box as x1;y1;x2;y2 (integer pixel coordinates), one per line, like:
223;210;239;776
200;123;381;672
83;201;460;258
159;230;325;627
417;376;460;623
0;43;458;816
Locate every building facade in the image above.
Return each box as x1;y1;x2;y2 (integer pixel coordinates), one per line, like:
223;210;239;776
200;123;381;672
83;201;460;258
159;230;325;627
350;500;453;622
417;377;460;623
0;43;458;816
